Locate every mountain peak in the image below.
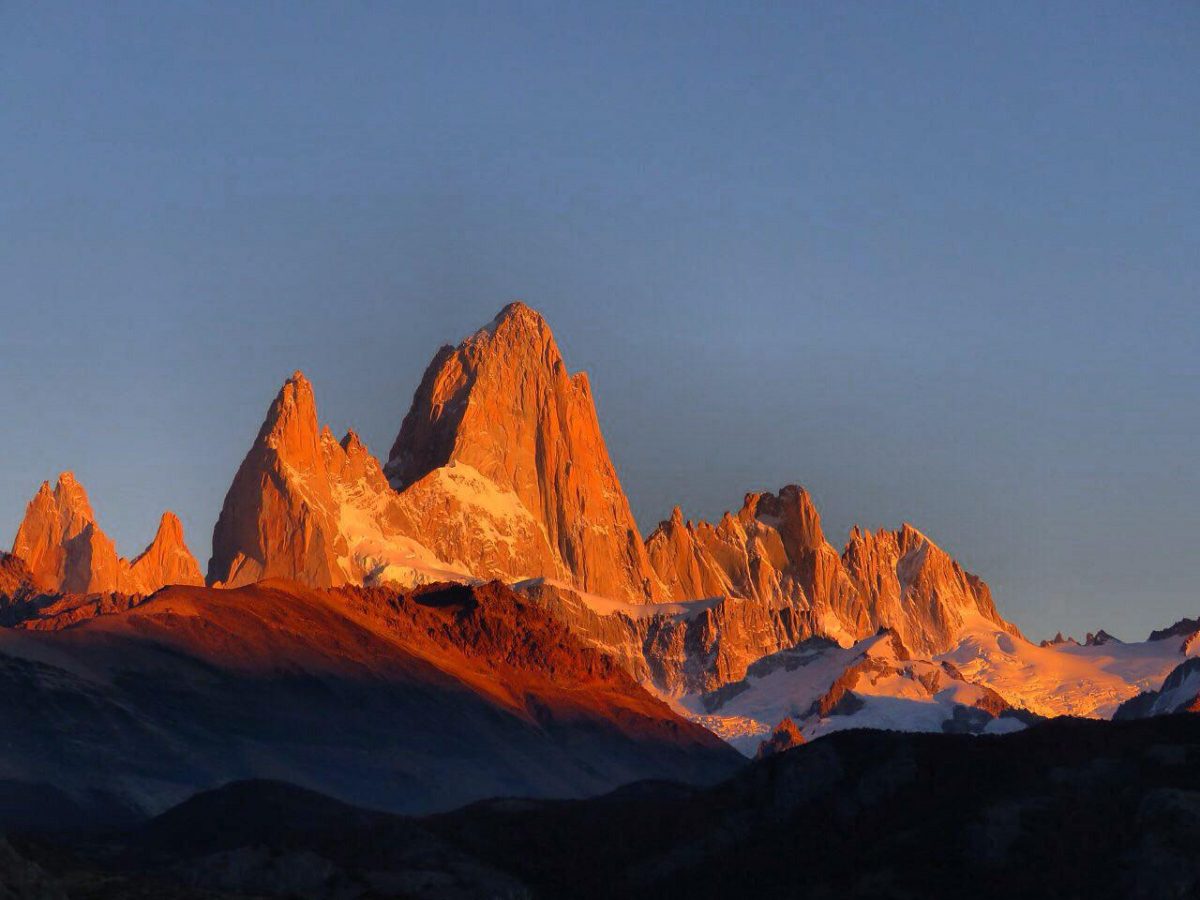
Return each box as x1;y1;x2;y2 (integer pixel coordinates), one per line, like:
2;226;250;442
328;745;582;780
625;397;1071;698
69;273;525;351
52;471;95;522
130;510;203;591
755;717;806;759
12;474;198;595
386;305;664;601
253;372;325;473
489;300;545;330
154;510;185;543
209;371;348;588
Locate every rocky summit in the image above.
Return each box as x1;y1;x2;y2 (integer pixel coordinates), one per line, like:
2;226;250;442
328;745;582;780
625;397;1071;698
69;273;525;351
1;302;1197;853
10;472;201;596
386;301;664;602
199;304;1030;705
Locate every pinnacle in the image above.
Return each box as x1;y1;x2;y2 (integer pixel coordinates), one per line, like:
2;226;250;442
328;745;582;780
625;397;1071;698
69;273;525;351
494;300;541;323
483;301;551;340
157;510;184;534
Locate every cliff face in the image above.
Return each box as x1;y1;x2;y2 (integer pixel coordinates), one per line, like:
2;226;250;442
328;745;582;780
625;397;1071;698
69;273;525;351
386;302;665;602
208;372;350;588
128;512;203;593
646;485;1018;658
207;370;565;590
10;473;200;596
203;306;1021;700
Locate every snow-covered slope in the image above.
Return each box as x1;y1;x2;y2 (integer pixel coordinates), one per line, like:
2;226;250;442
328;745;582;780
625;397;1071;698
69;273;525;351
1114;657;1200;719
941;611;1195;718
681;631;1030;754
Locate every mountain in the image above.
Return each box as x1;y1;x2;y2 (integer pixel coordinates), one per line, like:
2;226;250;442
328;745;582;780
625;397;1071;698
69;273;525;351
646;488;1017;657
685;629;1034;752
1115;657;1200;718
386;301;664;602
128;511;204;591
942;611;1197;718
208;369;566;589
9;302;1195;779
0;578;739;828
9;473;201;595
510;487;1027;701
203;306;1029;708
22;715;1200;899
754;717;805;758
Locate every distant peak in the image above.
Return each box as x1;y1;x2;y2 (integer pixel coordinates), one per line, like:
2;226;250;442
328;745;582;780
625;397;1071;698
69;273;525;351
477;301;552;343
1085;629;1120;647
494;300;542;324
156;510;185;540
51;471;95;519
340;430;368;455
257;371;320;449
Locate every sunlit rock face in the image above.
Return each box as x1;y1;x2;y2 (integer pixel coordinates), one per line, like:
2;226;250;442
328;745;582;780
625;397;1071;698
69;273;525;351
209;372;353;587
128;512;204;592
0;553;39;605
10;473;201;595
755;717;805;759
386;302;666;602
515;578;822;696
208;368;569;591
203;304;1027;706
646;487;1018;657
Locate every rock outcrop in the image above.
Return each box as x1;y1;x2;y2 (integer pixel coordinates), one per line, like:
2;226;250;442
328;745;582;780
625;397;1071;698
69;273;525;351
128;511;204;592
517;578;823;696
202;306;1022;705
10;473;200;596
387;302;664;602
207;371;564;589
209;373;355;587
0;553;41;608
1149;618;1200;644
755;717;805;759
646;486;1019;657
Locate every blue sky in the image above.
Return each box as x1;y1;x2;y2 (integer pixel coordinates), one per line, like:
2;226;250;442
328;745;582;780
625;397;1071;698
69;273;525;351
2;2;1197;639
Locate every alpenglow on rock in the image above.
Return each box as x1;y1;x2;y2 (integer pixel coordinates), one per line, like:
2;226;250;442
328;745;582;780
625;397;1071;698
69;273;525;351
10;472;201;595
204;304;1026;700
386;302;666;602
645;485;1018;657
208;367;569;590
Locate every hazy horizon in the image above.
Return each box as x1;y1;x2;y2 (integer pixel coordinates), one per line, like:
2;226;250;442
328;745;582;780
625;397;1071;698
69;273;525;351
3;3;1198;641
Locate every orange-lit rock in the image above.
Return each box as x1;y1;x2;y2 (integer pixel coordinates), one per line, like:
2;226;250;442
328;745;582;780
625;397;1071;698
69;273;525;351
646;486;1019;657
128;511;203;592
208;370;563;589
10;473;201;595
387;302;665;602
0;553;39;604
202;306;1018;697
755;717;805;759
208;373;351;587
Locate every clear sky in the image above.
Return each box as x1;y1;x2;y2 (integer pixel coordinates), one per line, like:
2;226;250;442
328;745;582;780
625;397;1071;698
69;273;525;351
2;2;1197;640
